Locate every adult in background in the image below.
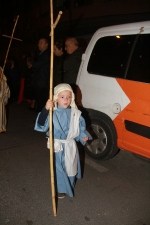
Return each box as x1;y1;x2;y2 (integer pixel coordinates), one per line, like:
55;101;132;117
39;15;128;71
53;39;65;86
63;37;82;93
0;67;10;133
17;52;30;104
24;57;36;110
9;57;20;101
32;38;50;112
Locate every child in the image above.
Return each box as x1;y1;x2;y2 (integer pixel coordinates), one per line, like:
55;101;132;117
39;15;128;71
34;83;92;199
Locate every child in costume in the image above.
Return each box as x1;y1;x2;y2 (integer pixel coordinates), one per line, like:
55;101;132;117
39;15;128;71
34;83;92;198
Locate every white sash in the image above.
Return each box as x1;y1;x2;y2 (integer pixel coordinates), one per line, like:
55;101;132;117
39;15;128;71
47;108;81;176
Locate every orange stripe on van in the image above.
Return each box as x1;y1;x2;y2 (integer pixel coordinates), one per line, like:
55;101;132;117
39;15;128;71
114;78;150;157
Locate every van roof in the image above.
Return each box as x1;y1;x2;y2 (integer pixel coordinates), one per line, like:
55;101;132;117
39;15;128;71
94;21;150;35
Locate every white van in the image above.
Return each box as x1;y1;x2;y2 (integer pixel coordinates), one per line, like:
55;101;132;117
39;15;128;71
76;21;150;160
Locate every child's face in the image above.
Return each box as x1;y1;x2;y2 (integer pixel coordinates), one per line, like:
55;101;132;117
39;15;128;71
56;90;72;108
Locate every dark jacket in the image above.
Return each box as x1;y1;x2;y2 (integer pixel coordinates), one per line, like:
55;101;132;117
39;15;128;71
9;66;20;86
53;53;65;86
19;61;28;78
32;49;50;89
24;67;35;99
63;48;82;85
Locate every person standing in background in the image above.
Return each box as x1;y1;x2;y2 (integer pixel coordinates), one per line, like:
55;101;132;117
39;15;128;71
24;57;36;110
17;53;29;104
63;37;82;93
9;57;20;101
32;38;50;112
53;39;65;86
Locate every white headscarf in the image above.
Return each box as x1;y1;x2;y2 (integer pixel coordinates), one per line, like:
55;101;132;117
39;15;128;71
53;83;77;110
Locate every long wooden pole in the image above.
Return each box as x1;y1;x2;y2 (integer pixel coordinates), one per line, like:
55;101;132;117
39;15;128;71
2;15;22;72
49;0;56;217
49;0;63;217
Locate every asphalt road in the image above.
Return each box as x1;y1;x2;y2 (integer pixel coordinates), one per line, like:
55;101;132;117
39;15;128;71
0;101;150;225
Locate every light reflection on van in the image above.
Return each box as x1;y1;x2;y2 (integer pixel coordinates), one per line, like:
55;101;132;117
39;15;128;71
76;21;150;160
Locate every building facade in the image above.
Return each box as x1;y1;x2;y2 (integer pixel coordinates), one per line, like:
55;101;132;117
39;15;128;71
0;0;150;63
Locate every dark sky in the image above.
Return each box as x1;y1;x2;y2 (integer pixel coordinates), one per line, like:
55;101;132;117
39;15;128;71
0;0;33;37
0;0;31;21
0;0;34;64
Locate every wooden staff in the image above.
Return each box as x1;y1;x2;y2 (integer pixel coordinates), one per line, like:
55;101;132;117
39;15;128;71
2;15;22;73
49;11;63;36
49;0;62;217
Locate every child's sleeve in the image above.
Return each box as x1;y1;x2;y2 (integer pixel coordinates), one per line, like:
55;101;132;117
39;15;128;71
75;115;92;145
34;108;49;132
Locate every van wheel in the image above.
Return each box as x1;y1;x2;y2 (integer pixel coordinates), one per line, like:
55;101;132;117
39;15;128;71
84;115;118;160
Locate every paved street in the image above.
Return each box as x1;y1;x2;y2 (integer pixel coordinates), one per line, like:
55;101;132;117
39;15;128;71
0;101;150;225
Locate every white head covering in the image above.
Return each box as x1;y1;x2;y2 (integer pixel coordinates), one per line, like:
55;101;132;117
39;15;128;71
53;83;77;110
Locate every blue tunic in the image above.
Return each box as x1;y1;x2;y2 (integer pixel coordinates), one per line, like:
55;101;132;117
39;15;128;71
34;106;90;197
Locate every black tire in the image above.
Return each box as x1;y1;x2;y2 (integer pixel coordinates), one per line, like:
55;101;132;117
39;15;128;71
84;113;118;160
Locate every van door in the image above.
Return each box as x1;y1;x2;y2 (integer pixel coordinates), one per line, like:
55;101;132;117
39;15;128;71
121;33;150;158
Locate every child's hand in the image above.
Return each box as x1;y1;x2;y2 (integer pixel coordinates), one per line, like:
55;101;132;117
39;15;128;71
45;99;54;110
82;136;88;142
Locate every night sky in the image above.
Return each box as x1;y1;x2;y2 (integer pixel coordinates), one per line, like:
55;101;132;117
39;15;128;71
0;0;37;64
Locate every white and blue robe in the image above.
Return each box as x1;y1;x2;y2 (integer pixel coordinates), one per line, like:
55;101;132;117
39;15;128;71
34;106;91;197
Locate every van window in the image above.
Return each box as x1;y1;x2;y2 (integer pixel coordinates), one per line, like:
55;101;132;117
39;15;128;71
126;34;150;83
87;35;136;78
